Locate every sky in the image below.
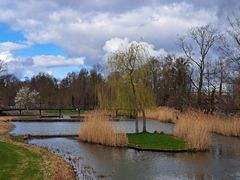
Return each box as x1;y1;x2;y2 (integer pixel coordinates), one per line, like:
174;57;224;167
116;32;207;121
0;0;239;79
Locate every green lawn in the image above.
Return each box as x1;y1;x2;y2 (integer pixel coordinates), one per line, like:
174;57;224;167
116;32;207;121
0;141;44;180
44;109;86;115
127;132;190;151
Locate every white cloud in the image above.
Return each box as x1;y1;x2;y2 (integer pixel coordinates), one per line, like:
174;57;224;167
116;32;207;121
33;55;84;68
0;51;15;63
1;0;238;79
0;42;28;52
0;1;218;65
103;37;129;52
0;50;85;78
103;37;167;61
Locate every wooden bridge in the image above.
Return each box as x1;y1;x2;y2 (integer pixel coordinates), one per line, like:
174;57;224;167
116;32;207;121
0;105;96;116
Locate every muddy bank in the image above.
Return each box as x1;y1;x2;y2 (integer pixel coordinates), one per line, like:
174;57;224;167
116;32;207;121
0;116;16;135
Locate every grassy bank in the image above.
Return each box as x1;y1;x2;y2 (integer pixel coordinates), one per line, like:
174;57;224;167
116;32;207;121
127;132;190;151
0;141;44;179
0;137;75;180
0;116;75;180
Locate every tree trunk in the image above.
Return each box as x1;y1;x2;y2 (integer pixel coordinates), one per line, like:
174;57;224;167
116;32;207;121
135;110;139;133
197;70;204;108
210;88;216;114
129;73;139;133
219;71;223;100
142;109;147;132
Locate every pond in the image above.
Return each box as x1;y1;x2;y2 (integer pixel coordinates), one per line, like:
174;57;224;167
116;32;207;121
11;120;240;180
10;119;173;135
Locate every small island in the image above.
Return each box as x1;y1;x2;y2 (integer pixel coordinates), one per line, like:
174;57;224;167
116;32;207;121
127;132;190;152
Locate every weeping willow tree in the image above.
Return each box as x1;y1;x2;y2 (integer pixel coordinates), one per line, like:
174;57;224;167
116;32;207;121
98;43;156;133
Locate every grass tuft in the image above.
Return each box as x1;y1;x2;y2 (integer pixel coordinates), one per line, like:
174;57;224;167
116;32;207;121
79;111;128;147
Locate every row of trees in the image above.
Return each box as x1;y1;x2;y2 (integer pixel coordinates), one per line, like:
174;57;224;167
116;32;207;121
1;17;240;119
0;68;103;107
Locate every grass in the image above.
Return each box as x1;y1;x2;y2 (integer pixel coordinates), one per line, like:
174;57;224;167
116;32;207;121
127;132;190;151
44;109;86;115
0;138;75;180
79;111;128;147
9;134;28;142
0;141;44;180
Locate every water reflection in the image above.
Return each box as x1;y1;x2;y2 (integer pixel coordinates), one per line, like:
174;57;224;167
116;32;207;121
29;135;240;180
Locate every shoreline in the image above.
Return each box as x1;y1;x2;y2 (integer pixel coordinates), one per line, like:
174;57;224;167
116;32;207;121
0;115;76;180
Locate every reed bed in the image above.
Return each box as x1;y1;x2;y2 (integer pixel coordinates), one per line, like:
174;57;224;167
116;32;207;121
145;107;179;123
212;116;240;137
173;111;212;150
173;109;240;150
79;111;128;147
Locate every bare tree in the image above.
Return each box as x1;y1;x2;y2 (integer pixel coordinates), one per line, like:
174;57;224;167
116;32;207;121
228;16;240;64
179;25;223;108
0;59;6;75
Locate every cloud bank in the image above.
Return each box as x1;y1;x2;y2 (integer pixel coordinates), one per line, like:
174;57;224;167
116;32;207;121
0;0;239;78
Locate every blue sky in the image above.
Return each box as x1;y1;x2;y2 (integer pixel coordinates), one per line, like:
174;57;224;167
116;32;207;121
0;23;84;79
0;0;239;79
0;23;25;42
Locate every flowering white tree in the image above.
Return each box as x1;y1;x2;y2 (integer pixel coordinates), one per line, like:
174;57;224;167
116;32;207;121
14;87;39;109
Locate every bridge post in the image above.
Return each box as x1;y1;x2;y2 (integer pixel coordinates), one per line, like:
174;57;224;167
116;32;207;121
78;109;80;117
39;109;42;116
19;109;22;116
59;109;62;117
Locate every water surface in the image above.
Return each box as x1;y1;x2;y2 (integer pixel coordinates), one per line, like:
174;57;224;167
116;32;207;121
29;135;240;180
11;120;173;135
11;120;240;179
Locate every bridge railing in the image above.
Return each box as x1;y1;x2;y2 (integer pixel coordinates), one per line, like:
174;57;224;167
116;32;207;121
0;104;96;111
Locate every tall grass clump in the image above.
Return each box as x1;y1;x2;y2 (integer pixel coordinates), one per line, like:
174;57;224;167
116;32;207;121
174;110;211;150
212;116;240;137
145;106;179;123
79;111;128;147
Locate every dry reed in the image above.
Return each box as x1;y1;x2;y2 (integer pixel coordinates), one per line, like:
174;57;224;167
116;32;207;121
145;106;179;123
79;111;128;147
212;116;240;137
173;111;212;150
174;110;240;150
